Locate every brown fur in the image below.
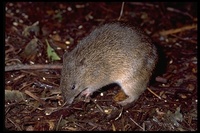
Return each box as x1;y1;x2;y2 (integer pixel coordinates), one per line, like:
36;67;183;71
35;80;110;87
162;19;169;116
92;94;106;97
59;23;158;106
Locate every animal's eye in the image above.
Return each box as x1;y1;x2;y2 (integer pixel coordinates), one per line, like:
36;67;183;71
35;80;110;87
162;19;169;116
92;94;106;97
71;85;76;90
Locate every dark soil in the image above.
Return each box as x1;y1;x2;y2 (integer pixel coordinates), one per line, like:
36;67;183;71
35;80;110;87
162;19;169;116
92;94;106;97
5;2;197;131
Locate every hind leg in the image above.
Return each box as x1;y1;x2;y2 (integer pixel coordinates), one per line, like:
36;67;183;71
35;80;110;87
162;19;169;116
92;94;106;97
117;77;148;106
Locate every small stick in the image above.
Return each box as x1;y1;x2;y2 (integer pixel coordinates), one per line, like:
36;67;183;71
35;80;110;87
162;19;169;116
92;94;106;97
147;87;162;100
170;34;197;44
5;64;62;72
129;117;145;131
118;2;125;21
7;118;22;131
91;99;104;113
114;108;123;120
159;24;197;36
24;90;46;105
56;114;63;131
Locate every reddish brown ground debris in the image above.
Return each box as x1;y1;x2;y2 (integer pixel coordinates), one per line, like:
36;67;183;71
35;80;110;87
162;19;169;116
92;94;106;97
5;2;197;131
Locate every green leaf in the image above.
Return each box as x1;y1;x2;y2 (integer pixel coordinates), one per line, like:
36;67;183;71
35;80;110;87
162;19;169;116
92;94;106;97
22;21;40;37
46;39;61;61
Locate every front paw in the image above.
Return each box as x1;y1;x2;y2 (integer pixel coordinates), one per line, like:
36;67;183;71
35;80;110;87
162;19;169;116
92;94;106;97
78;92;91;103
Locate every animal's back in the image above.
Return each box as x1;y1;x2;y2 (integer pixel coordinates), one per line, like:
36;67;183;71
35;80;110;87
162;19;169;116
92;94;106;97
74;23;157;80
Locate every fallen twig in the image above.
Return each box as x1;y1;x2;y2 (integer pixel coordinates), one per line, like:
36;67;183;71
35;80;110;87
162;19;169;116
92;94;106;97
5;64;62;72
24;90;46;105
7;118;22;131
147;87;162;100
56;114;63;131
129;117;145;131
91;99;104;113
159;24;197;36
170;34;197;44
118;2;125;21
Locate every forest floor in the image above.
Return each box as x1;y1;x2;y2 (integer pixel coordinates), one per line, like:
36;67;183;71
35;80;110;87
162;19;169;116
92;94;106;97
5;2;197;131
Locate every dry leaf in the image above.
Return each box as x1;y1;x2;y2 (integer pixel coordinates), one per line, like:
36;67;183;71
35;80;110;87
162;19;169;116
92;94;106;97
113;90;128;102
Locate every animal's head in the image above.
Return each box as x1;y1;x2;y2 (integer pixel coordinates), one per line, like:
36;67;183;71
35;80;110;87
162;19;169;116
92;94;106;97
59;51;88;104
